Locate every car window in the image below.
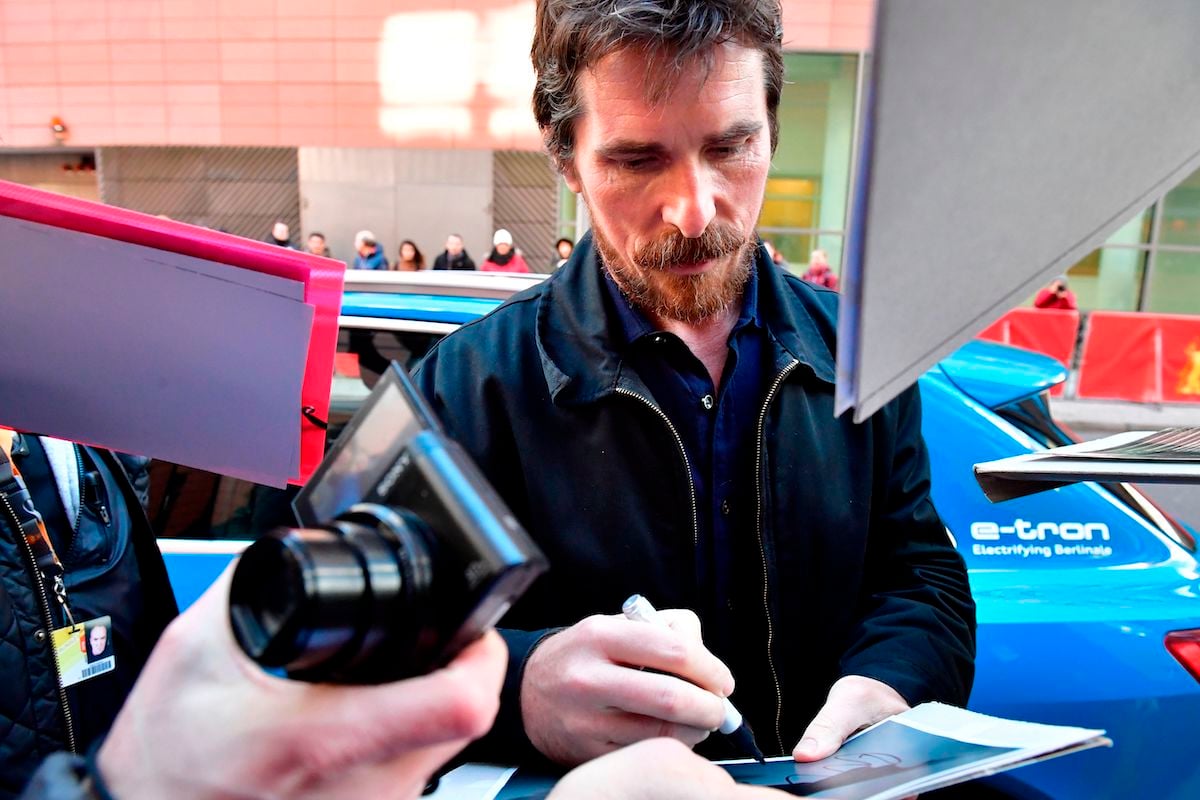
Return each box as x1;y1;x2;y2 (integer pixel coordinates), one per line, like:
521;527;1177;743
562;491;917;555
149;325;446;540
332;328;440;426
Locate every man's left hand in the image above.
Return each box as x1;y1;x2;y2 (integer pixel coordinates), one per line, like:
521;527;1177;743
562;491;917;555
792;676;910;761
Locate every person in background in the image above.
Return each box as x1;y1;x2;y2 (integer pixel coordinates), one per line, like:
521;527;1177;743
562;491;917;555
433;233;477;271
801;248;838;290
394;239;426;272
1034;276;1078;309
0;430;176;795
553;237;575;269
353;230;389;270
480;229;531;273
265;221;297;250
305;232;331;258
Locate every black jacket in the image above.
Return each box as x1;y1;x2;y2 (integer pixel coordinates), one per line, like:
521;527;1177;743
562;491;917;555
413;234;975;762
432;250;476;271
0;438;176;798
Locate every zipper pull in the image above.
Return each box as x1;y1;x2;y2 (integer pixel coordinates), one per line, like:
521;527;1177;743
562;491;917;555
82;470;111;526
52;574;77;630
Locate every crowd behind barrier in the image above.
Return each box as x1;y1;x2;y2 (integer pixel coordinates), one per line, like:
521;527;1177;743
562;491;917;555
283;212;1200;407
976;307;1200;404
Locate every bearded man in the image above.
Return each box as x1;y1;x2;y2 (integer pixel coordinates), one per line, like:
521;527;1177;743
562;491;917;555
412;0;975;771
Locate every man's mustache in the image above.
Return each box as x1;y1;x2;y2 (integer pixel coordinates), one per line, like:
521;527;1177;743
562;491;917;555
632;225;747;271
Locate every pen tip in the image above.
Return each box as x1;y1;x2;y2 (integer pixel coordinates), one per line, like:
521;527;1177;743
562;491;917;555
728;723;767;764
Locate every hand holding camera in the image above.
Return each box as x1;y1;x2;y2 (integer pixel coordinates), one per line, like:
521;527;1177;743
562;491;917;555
97;567;507;800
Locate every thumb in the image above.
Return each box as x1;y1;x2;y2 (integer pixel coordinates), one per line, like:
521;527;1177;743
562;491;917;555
792;700;855;762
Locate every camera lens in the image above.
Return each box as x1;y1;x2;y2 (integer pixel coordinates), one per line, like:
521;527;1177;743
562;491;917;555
229;502;436;681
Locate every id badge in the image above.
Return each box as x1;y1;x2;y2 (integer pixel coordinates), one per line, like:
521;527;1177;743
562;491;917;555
51;615;115;687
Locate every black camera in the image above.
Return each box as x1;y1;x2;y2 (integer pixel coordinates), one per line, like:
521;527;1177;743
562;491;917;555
228;363;547;683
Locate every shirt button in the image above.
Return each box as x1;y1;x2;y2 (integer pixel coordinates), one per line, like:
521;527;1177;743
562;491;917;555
34;629;46;643
721;499;731;515
701;394;715;410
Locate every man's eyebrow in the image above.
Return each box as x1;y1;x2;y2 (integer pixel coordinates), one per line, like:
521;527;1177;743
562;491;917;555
704;121;763;146
595;122;763;160
595;140;667;160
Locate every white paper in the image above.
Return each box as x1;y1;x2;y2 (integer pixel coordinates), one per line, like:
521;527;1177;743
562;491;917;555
974;429;1200;501
429;703;1108;799
0;214;313;486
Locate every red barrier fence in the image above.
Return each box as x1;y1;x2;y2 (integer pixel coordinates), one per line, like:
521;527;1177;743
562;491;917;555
1077;311;1200;403
977;308;1080;396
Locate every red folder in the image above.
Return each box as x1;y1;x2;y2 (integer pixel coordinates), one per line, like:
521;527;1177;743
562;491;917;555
0;179;344;484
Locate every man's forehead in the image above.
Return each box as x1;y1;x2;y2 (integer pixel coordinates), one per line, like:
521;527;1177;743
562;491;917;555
576;43;765;137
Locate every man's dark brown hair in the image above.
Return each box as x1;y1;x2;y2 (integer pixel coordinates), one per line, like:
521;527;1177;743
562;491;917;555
531;0;784;170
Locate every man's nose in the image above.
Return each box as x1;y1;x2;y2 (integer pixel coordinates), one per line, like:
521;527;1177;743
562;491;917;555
661;162;716;239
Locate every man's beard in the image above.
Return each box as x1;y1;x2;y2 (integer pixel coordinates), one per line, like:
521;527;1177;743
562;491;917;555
593;221;755;324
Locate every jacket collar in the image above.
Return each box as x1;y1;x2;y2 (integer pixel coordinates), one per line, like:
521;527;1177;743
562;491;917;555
536;231;837;406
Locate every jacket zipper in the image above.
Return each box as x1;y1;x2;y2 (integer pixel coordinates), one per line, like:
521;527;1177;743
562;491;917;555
755;358;800;756
614;387;699;547
71;443;85;532
0;491;78;754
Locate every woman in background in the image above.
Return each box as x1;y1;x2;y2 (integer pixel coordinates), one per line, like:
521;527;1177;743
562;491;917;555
394;239;426;271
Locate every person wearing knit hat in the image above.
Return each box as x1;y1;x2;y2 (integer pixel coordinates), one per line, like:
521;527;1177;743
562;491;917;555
480;228;531;273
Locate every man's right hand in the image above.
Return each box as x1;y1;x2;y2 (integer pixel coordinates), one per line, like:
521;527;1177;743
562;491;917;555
520;610;734;766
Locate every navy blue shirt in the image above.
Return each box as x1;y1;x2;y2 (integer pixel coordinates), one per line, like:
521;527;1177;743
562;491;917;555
603;266;771;646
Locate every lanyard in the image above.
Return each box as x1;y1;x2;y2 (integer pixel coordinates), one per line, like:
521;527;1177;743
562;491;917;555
0;440;76;628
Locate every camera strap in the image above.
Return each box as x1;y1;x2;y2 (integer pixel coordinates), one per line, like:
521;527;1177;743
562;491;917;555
0;439;77;628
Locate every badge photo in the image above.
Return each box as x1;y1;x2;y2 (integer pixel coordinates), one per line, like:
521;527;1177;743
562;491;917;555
51;614;115;688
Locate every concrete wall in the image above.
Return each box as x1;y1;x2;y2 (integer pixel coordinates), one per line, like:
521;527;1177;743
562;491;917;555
97;145;299;240
298;147;493;266
493;150;558;273
0;0;875;151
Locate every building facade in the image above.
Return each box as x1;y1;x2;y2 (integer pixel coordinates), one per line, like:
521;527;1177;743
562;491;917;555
1;0;1195;310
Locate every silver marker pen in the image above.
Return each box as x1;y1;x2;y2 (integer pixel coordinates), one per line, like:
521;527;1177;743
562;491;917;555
622;594;766;763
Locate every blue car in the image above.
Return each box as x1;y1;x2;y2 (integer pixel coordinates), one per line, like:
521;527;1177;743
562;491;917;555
158;271;1200;799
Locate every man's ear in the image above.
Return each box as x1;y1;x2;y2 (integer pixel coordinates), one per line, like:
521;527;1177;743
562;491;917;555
561;159;582;194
